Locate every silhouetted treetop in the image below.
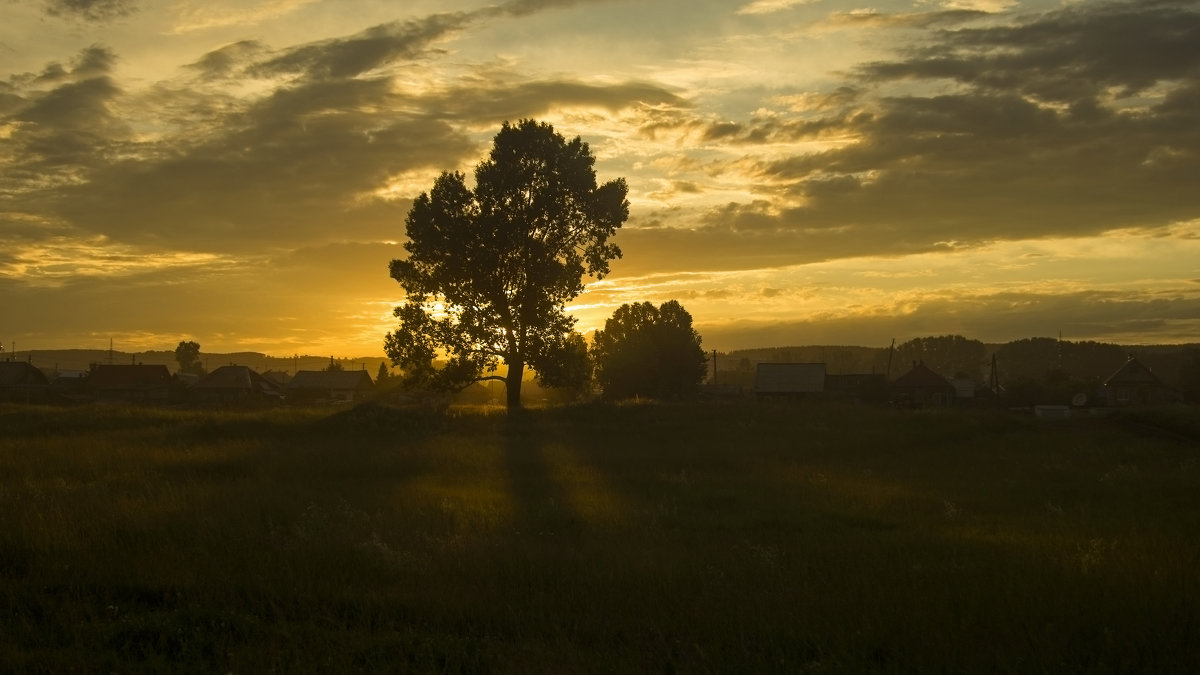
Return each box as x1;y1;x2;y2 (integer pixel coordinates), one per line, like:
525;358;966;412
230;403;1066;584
174;340;205;376
386;119;628;410
592;300;706;400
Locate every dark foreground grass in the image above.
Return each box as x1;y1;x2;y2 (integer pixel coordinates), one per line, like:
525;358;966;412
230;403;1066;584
1;401;1198;673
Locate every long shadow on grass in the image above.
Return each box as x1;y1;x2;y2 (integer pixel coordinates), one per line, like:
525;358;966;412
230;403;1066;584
540;402;769;528
501;410;580;535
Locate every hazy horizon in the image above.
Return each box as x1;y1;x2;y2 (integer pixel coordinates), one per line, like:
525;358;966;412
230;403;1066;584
4;0;1199;355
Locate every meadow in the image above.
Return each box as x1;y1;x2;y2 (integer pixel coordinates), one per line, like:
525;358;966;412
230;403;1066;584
1;400;1198;673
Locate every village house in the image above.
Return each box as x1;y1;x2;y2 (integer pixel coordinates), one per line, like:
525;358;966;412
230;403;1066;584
88;364;173;404
0;361;50;403
890;361;957;408
190;365;285;406
1103;356;1181;406
261;370;292;388
288;370;374;404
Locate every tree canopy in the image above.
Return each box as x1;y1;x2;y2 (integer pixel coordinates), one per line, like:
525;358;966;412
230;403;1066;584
591;300;706;400
174;340;204;376
894;335;987;380
386;120;628;409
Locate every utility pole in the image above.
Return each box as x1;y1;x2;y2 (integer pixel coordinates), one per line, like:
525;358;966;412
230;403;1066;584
886;338;895;378
712;349;718;385
989;353;1000;400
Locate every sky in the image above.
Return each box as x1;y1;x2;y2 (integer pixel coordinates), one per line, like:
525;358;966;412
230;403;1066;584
2;0;1199;358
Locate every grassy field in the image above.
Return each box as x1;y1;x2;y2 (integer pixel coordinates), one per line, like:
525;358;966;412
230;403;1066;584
1;400;1198;673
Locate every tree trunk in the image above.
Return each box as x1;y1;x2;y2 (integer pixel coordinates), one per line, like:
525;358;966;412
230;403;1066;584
505;356;524;410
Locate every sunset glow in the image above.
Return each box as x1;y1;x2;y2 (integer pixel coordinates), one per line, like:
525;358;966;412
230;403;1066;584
3;0;1198;357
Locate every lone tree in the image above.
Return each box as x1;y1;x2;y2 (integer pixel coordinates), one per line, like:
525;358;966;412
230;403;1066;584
386;120;628;409
174;340;205;376
591;300;706;400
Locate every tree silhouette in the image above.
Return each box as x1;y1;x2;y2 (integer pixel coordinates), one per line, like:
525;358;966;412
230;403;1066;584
591;300;706;400
174;340;205;376
386;120;628;409
895;335;987;380
532;330;593;400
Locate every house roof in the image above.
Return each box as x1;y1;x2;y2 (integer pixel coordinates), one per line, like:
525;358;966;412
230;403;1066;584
1104;357;1167;387
89;364;172;389
261;370;292;385
754;362;826;393
193;365;283;394
289;370;374;391
0;361;49;386
891;362;954;389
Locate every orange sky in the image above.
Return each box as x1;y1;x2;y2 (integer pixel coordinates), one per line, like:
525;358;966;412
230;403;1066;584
3;0;1199;358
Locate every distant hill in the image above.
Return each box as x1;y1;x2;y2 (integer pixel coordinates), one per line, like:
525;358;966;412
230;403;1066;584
716;341;1200;388
15;349;389;377
717;345;889;375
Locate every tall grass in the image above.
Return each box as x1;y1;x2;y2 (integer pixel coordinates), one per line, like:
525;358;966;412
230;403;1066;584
1;401;1197;672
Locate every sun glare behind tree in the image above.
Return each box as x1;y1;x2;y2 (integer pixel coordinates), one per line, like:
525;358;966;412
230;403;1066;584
385;120;628;410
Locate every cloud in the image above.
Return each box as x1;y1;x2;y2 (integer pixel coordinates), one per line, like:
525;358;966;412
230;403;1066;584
186;40;268;80
697;290;1200;350
855;1;1200;100
5;0;1200;353
492;0;625;18
169;0;317;34
43;0;137;22
737;0;817;16
2;46;129;196
251;13;476;81
658;0;1200;265
0;239;403;353
815;9;991;31
11;66;678;254
419;77;686;125
0;0;686;258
